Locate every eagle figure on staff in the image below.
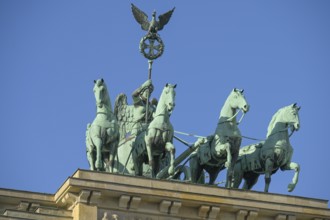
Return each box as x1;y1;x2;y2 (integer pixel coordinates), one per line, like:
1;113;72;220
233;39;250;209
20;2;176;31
131;3;175;35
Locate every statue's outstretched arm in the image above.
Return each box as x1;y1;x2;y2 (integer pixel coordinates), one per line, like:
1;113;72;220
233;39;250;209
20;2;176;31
132;79;153;104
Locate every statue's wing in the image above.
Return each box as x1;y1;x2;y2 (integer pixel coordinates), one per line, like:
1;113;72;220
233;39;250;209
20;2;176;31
131;3;149;31
114;93;135;140
157;7;175;31
114;93;128;121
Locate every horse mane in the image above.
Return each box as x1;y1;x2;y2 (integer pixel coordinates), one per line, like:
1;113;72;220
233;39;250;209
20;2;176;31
266;107;285;138
155;84;174;115
102;82;113;111
158;86;167;103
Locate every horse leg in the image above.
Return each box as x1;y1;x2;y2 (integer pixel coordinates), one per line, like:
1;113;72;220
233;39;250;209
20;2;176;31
132;146;143;176
226;138;241;188
264;158;274;192
90;126;103;171
282;162;300;192
86;150;95;170
86;137;95;170
165;142;175;176
226;167;233;188
189;154;203;183
206;166;222;185
225;144;238;188
103;155;110;172
242;172;259;190
108;139;118;173
145;129;156;169
214;139;232;187
106;128;114;173
94;138;103;171
232;161;243;189
152;155;160;178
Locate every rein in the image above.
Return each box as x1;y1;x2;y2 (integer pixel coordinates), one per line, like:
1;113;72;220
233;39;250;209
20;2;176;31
175;124;296;143
153;102;172;119
174;130;205;139
218;109;245;125
267;127;295;138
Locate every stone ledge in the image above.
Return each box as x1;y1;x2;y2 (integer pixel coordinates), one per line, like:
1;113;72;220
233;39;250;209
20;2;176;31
50;169;330;219
3;209;72;220
1;169;329;219
71;169;328;209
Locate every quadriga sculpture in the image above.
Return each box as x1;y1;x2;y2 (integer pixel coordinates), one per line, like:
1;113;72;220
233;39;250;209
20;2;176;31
86;79;119;172
190;89;249;187
132;83;177;178
232;103;301;192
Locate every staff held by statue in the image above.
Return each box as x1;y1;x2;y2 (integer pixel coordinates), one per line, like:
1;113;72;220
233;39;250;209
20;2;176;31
131;3;175;123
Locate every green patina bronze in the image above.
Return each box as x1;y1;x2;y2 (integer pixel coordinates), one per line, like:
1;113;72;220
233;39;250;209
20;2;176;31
189;89;249;187
86;79;119;172
114;79;156;140
131;3;174;60
232;103;301;192
113;79;157;175
132;83;177;178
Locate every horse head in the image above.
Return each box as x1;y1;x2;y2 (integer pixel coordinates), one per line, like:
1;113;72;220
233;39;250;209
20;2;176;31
267;103;301;137
228;88;249;113
281;103;301;132
93;78;112;113
158;83;177;115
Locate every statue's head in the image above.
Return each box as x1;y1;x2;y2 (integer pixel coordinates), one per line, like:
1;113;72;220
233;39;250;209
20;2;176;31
229;88;249;113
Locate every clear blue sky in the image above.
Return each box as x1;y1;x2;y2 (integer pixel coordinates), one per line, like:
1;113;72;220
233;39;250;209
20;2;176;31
1;1;329;202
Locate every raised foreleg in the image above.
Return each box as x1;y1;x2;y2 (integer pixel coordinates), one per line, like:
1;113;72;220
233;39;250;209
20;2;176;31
281;162;300;192
165;142;175;176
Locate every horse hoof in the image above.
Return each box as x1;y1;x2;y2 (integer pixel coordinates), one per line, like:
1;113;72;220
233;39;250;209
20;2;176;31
168;166;174;175
95;160;102;169
287;183;295;192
